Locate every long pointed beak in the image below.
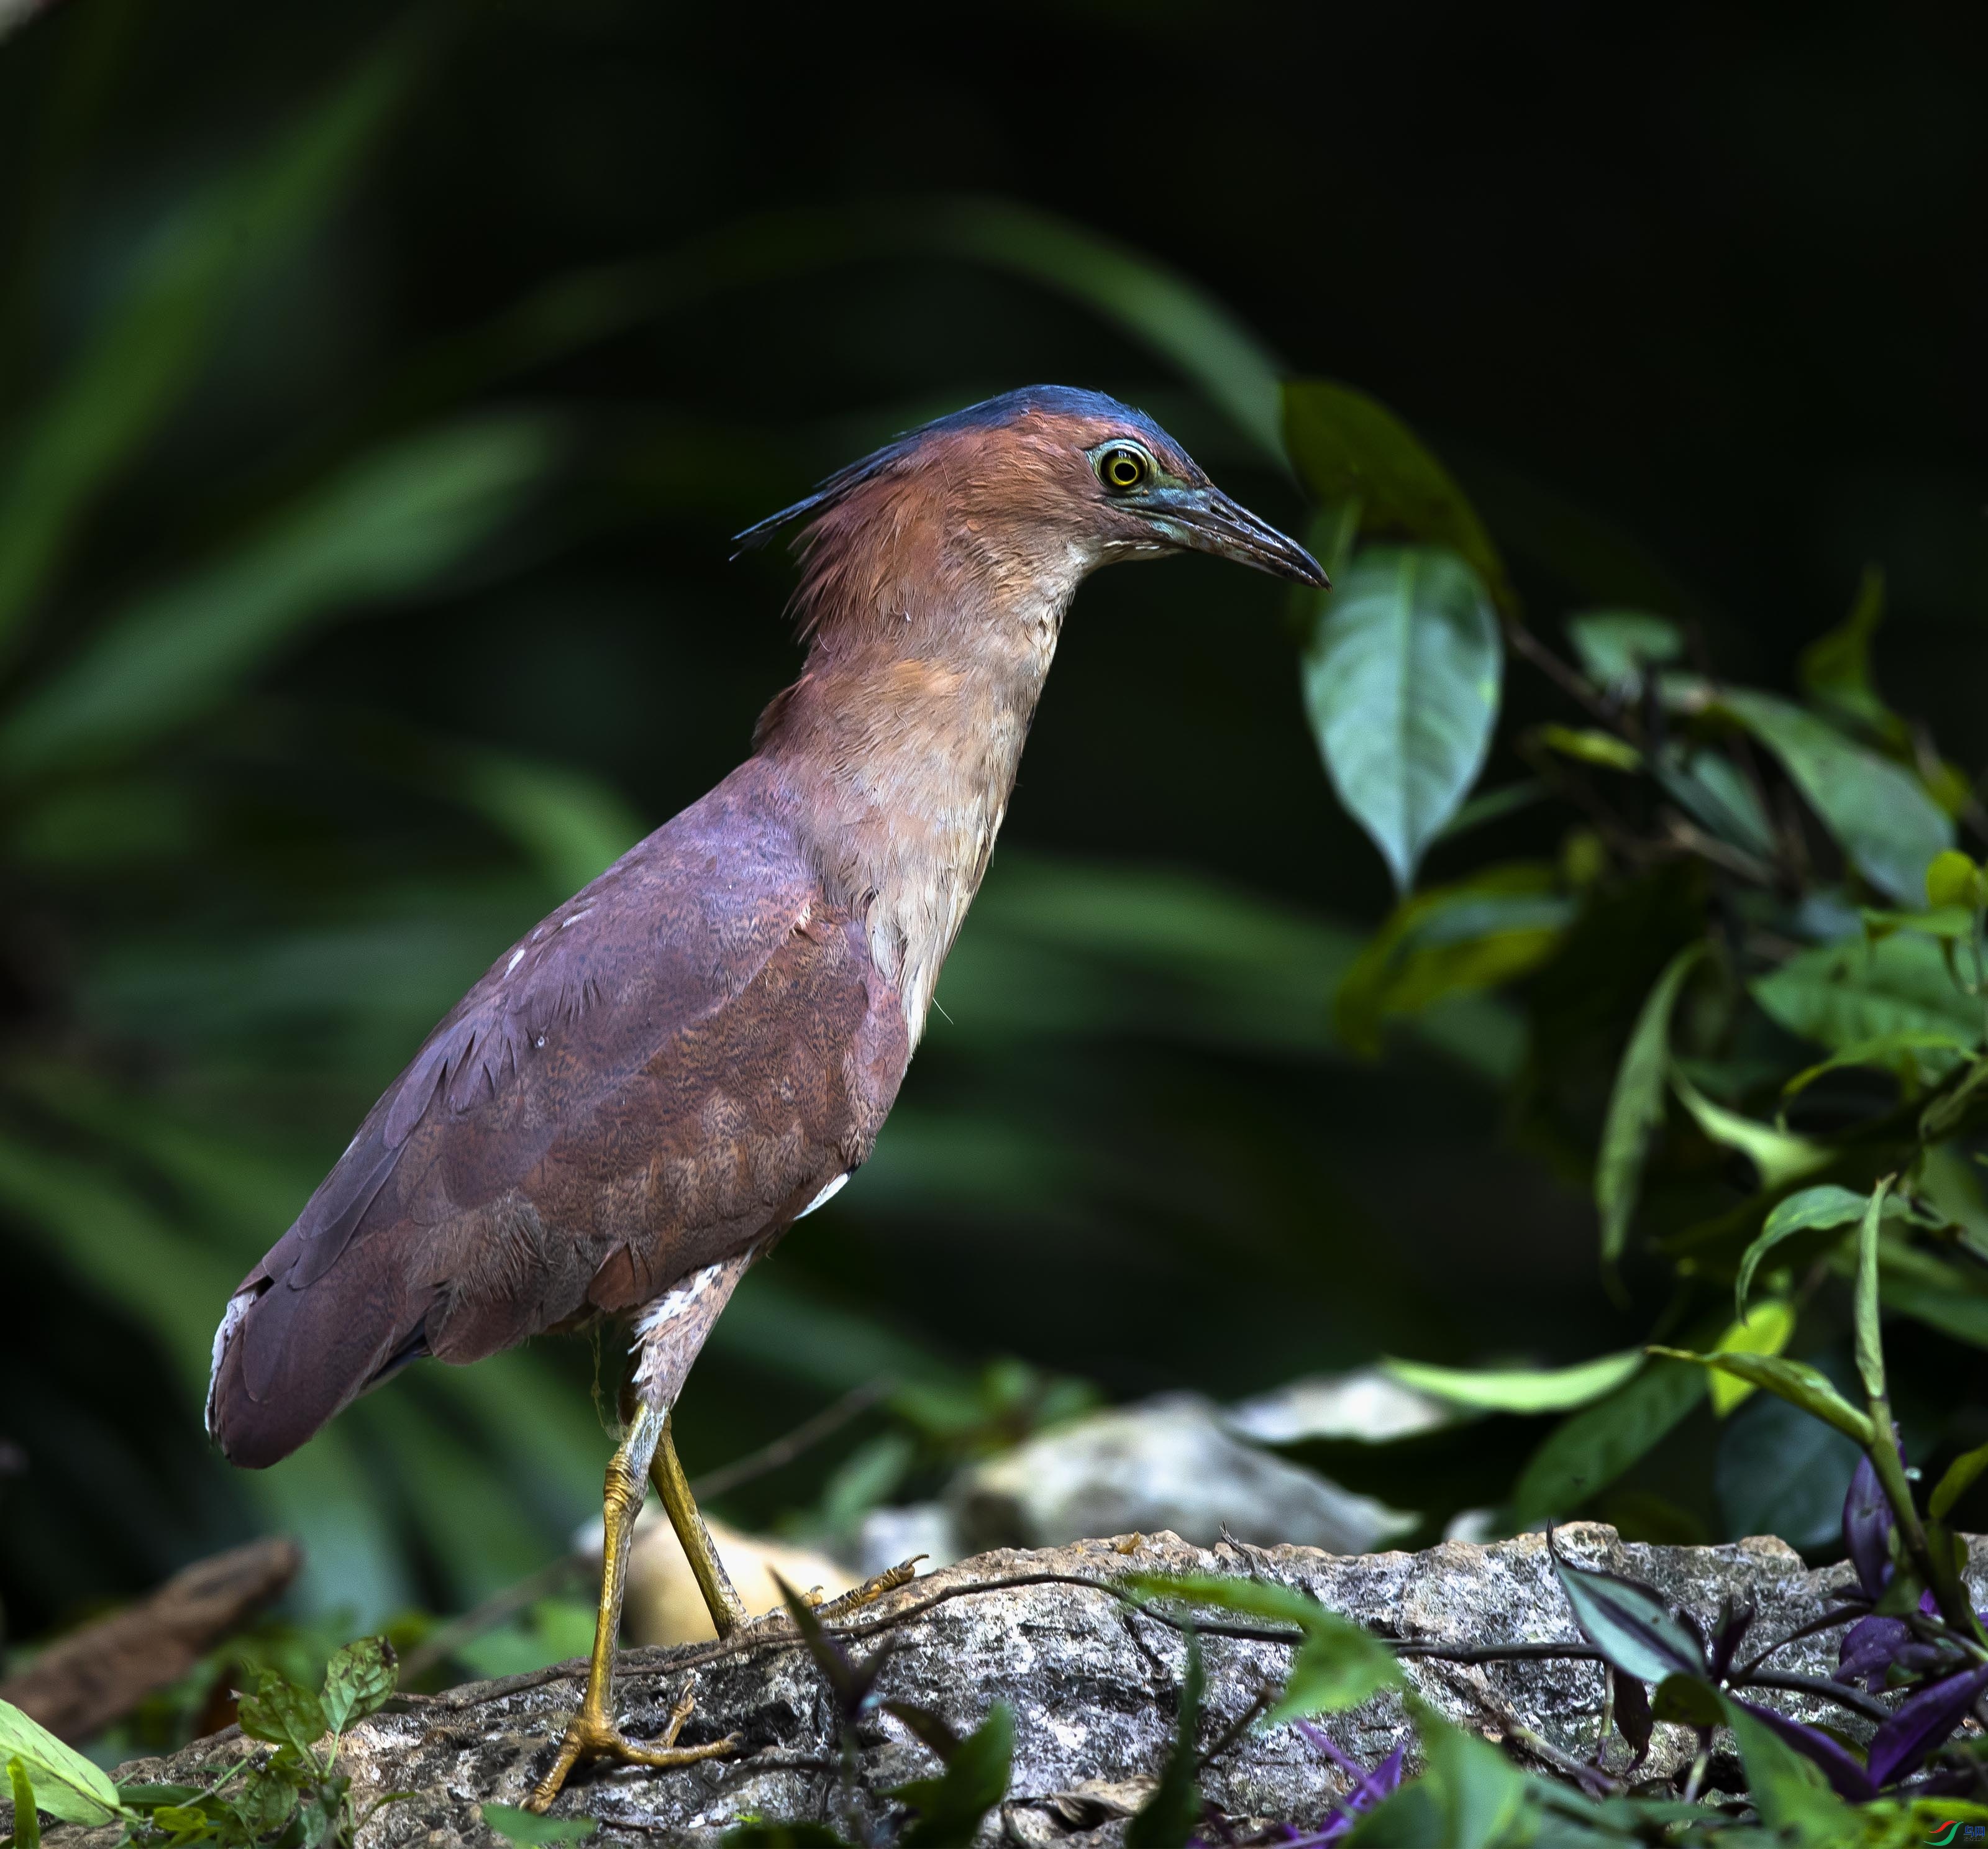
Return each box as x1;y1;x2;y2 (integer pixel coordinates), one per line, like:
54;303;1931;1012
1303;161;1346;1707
1157;486;1328;588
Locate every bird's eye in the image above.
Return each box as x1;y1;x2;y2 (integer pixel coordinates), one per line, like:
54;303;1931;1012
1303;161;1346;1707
1097;445;1149;493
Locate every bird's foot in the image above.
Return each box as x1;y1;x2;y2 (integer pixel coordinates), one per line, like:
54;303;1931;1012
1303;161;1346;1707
524;1687;741;1813
811;1555;926;1622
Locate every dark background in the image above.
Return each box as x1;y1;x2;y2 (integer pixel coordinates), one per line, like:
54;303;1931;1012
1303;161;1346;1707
1;0;1983;1647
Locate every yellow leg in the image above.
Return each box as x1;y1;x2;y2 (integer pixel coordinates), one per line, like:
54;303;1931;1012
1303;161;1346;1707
649;1414;750;1639
525;1403;742;1812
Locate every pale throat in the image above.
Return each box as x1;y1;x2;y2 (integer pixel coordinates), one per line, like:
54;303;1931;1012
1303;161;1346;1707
787;539;1092;1043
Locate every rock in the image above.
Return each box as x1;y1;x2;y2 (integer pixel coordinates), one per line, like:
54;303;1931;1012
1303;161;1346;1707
1223;1367;1457;1446
950;1394;1417;1555
611;1514;856;1648
854;1502;963;1580
72;1523;1973;1848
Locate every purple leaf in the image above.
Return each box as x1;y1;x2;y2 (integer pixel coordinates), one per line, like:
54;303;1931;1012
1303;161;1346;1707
1730;1699;1877;1801
1612;1669;1653;1766
1837;1615;1912;1694
1866;1662;1988;1787
1291;1725;1403;1841
1843;1452;1894;1599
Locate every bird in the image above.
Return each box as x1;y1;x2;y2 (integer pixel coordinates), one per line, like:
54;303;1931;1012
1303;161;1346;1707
203;383;1325;1809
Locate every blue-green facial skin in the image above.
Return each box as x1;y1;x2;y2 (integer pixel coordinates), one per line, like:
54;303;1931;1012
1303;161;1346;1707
1083;438;1325;585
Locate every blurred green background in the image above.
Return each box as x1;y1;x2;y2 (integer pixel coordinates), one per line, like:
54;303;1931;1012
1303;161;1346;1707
1;0;1984;1651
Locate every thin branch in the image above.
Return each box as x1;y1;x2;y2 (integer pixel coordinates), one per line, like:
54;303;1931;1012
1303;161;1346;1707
1743;1668;1891;1725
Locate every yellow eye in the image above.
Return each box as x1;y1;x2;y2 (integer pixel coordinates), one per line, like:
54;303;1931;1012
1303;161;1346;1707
1099;445;1148;492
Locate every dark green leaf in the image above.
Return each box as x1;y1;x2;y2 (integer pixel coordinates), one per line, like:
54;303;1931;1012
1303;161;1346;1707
1284;380;1515;613
1595;944;1705;1267
1715;690;1953;906
0;27;424;639
1782;1030;1974;1101
236;1668;329;1761
1874;1245;1988;1351
1121;1572;1400;1721
1564;612;1682;698
1302;546;1503;892
1717;1694;1842;1830
1649;1674;1723;1729
1654;746;1778;861
0;1700;123;1827
1346;1699;1526;1849
1125;1636;1201;1849
719;1824;855;1848
1550;1545;1707;1684
1510;1359;1706;1525
7;1760;39;1849
1335;865;1568;1054
0;416;563;780
1931;1438;1988;1522
322;1637;398;1737
1753;933;1981;1057
481;1804;599;1845
894;1704;1013;1848
1797;565;1893;736
1644;1348;1873;1444
1715;1378;1865;1551
1735;1186;1881;1318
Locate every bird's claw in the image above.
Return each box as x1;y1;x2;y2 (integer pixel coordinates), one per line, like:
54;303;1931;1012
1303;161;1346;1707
524;1687;741;1813
811;1555;926;1621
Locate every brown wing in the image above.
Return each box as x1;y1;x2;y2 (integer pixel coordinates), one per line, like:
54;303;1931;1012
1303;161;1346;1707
207;761;910;1468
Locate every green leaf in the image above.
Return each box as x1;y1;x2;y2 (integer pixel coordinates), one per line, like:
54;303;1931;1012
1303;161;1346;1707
719;1826;856;1848
0;1701;123;1827
1869;1244;1988;1350
1645;1348;1873;1444
1753;931;1981;1056
1654;746;1778;861
1124;1636;1201;1849
1854;1176;1893;1404
1284;381;1514;613
1717;1694;1842;1831
1782;1030;1974;1100
1382;1350;1642;1415
237;1668;329;1761
1668;1067;1830;1190
0;415;562;779
1714;690;1953;906
1334;864;1569;1054
0;27;423;641
1650;1673;1725;1729
1121;1573;1399;1723
321;1638;397;1737
1549;1546;1707;1684
1797;564;1892;736
1594;943;1705;1267
1931;1440;1988;1523
481;1804;600;1844
7;1760;39;1849
1564;612;1683;698
1735;1185;1910;1318
1509;1358;1707;1525
1302;546;1503;892
1707;1300;1796;1415
1345;1700;1527;1849
1534;724;1642;772
894;1704;1014;1849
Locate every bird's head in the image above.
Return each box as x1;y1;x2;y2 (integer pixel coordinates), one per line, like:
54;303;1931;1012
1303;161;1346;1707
737;386;1325;646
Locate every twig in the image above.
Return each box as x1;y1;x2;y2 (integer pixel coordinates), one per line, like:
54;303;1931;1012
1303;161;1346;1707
1743;1668;1890;1725
688;1377;894;1502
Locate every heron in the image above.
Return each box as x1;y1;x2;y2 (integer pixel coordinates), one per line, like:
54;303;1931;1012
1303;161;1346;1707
204;385;1325;1807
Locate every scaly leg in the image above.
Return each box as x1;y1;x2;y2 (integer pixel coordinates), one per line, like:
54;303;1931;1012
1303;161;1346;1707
525;1400;741;1812
650;1413;750;1638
